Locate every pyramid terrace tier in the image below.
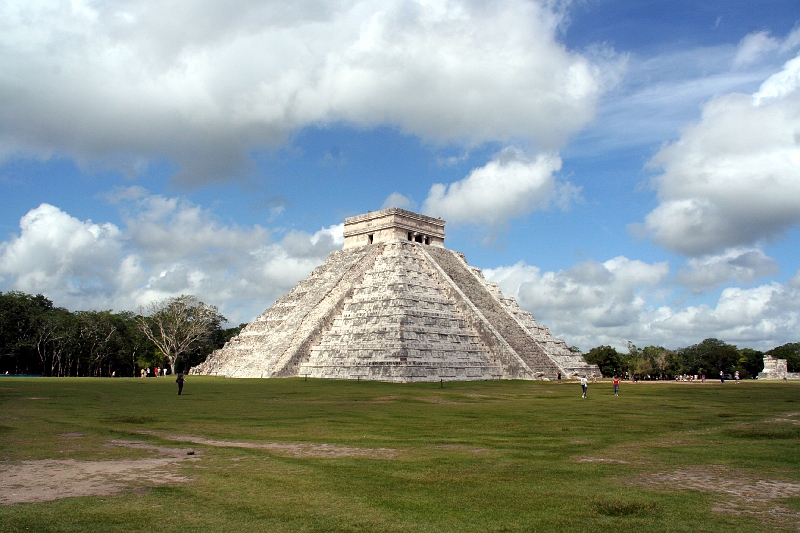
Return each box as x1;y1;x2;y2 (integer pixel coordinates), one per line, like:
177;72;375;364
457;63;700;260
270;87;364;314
192;240;600;381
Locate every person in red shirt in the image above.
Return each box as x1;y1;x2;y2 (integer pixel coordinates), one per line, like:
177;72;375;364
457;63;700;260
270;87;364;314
613;377;620;397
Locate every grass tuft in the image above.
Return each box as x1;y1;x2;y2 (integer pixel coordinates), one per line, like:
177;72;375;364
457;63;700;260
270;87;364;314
727;425;800;440
106;415;157;424
595;498;659;517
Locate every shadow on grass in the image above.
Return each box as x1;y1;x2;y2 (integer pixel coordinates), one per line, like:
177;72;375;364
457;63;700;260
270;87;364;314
104;415;157;424
726;425;800;440
595;498;659;517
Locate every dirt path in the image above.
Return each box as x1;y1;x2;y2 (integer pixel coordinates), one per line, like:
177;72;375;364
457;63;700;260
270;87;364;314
631;467;800;529
135;430;398;459
0;440;198;505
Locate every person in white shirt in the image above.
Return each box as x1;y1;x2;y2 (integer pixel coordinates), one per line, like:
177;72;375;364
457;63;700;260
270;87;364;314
580;376;588;398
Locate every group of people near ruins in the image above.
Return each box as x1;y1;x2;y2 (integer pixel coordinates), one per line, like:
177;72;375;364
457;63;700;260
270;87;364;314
137;366;185;395
675;374;705;382
673;371;740;383
139;367;168;378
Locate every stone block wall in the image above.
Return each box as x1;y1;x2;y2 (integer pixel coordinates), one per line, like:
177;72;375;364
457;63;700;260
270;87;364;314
300;241;505;381
424;246;561;377
758;355;800;380
192;244;381;377
192;233;599;382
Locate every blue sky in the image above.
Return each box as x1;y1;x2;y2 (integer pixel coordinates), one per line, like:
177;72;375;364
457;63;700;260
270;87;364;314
1;0;799;352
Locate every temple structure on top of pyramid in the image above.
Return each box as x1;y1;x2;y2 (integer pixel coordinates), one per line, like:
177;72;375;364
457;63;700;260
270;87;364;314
191;208;599;382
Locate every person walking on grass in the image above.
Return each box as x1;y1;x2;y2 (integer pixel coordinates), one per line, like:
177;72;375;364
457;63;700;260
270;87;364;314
176;372;185;395
580;375;588;398
735;370;740;384
613;377;620;396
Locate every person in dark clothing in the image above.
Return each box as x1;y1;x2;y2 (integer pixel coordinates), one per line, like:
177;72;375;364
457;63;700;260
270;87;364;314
176;372;185;395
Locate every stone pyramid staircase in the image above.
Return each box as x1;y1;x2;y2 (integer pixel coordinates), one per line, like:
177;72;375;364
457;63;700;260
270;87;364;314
191;244;382;377
192;210;599;381
423;246;561;377
298;241;507;381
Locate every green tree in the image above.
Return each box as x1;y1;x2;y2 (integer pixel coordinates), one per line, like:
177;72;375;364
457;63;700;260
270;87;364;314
73;310;132;377
629;357;652;380
585;345;625;377
137;295;226;374
31;307;77;376
677;338;739;377
209;323;247;349
641;345;675;378
0;291;55;374
112;311;155;377
738;348;764;379
766;343;800;373
661;349;684;377
3;291;164;377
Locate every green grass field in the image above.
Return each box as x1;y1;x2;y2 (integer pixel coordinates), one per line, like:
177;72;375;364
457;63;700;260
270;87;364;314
1;377;798;532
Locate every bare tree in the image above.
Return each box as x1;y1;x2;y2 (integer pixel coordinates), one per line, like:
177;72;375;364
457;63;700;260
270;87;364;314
137;295;225;374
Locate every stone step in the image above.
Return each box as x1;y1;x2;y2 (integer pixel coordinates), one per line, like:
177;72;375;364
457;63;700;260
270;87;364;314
424;247;561;377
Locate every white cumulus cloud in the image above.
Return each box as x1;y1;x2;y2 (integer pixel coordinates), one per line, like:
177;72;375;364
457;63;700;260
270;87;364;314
675;248;779;293
0;0;608;186
636;52;800;257
0;192;343;324
0;204;122;296
422;148;579;225
381;192;414;210
485;258;800;352
485;256;669;347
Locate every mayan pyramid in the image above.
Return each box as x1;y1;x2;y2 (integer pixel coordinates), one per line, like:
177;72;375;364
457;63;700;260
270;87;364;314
192;208;600;382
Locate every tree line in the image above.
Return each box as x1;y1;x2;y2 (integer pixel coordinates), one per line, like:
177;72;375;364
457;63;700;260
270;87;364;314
3;290;798;379
0;291;244;377
584;339;800;380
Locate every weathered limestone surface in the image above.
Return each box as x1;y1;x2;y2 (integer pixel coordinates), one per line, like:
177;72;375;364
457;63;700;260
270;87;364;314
423;246;557;376
192;208;599;381
344;208;445;249
191;244;382;378
300;241;508;381
423;247;599;379
758;355;800;380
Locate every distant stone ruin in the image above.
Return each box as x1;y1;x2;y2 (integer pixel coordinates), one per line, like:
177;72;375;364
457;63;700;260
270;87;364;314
757;355;800;380
192;208;600;382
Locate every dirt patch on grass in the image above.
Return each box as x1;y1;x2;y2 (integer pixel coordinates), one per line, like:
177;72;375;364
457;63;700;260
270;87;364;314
768;412;800;426
137;431;397;459
630;467;800;529
0;440;198;505
414;397;469;405
429;444;491;454
370;396;399;402
577;457;629;464
58;432;85;439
